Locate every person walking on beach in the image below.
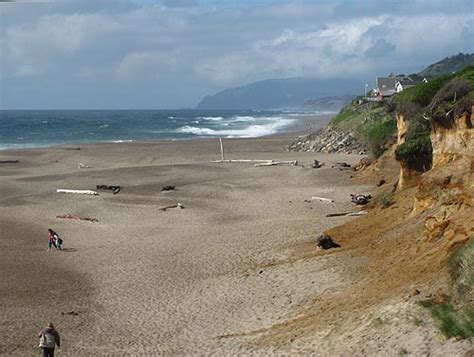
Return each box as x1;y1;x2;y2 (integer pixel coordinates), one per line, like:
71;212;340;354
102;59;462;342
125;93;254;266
54;233;63;251
38;322;60;357
47;229;62;251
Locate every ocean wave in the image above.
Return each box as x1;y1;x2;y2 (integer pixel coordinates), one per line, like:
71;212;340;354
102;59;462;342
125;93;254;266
233;116;257;122
177;118;294;138
196;116;223;121
178;126;216;135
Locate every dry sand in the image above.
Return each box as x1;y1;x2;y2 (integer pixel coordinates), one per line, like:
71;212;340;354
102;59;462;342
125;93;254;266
0;124;370;356
1;125;469;355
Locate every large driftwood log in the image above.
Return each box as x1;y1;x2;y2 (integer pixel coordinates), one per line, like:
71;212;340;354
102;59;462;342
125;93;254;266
56;214;99;222
0;160;19;164
254;160;298;167
212;159;273;163
57;189;99;195
326;211;367;217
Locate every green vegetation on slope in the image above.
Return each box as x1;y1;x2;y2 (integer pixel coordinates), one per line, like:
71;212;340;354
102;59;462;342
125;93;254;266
418;53;474;77
420;238;474;340
330;98;396;157
329;66;474;165
395;66;474;170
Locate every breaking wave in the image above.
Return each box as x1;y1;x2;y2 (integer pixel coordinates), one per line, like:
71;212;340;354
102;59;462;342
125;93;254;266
196;116;224;121
177;117;293;138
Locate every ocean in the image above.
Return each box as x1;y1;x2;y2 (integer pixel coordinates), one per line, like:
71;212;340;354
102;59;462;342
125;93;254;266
0;110;322;150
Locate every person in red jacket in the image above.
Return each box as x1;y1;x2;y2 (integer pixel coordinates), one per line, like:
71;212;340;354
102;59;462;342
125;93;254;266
47;229;58;251
38;322;60;357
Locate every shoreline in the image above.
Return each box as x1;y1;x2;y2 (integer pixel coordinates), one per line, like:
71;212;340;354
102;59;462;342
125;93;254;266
0;113;334;153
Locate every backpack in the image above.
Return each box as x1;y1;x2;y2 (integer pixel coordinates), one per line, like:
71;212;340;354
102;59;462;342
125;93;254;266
39;331;56;348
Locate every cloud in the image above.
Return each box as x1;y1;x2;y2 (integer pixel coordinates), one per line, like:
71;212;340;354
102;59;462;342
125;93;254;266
364;39;395;58
162;0;197;7
1;0;474;108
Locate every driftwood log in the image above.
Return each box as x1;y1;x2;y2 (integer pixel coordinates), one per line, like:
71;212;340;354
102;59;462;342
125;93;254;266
159;203;184;211
0;160;19;164
254;160;298;167
326;211;368;217
57;189;99;195
311;196;334;203
212;159;273;163
161;185;176;191
97;185;121;194
56;214;99;223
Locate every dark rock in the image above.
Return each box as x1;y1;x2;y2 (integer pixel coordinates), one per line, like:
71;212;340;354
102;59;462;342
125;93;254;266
161;185;176;191
351;193;371;205
310;160;324;168
316;234;341;249
61;311;79;316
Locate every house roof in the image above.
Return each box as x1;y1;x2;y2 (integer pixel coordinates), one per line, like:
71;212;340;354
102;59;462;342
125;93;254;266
376;77;397;89
377;76;414;89
398;79;420;86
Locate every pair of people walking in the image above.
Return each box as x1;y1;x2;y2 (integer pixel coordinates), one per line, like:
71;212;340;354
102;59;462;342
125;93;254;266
38;322;60;357
47;229;63;251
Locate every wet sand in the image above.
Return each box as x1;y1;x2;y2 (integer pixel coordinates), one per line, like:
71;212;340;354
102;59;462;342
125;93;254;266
0;123;372;355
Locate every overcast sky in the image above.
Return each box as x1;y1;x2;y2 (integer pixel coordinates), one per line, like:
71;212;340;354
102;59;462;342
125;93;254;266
1;0;473;109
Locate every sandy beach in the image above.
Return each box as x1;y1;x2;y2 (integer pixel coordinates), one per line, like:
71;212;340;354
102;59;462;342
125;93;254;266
0;115;378;355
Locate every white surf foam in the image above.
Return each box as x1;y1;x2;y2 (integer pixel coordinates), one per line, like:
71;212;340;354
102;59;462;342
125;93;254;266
178;126;217;135
196;116;224;121
177;118;294;138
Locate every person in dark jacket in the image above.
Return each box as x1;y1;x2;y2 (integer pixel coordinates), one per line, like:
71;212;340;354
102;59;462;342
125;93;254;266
38;322;60;357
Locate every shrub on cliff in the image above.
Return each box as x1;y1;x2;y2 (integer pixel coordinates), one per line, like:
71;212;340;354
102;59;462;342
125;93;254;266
429;77;474;128
421;238;474;340
366;119;397;157
396;74;453;109
395;114;432;171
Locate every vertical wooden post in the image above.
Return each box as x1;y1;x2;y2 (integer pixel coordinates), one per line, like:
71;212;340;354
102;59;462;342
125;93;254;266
219;138;225;162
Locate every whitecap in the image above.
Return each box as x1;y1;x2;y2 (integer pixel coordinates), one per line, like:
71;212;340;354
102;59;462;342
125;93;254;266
233;116;257;122
177;126;216;135
196;116;223;121
178;118;294;138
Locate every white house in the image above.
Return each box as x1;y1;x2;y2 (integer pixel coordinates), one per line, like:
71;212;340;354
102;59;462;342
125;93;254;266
395;78;428;92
